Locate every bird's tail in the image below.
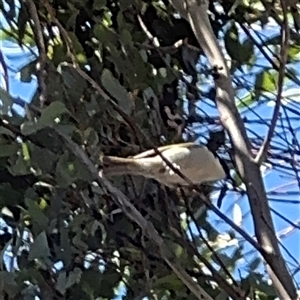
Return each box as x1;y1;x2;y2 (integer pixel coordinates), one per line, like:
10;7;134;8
102;156;156;177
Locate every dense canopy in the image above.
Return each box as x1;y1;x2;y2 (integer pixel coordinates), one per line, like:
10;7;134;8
0;0;300;299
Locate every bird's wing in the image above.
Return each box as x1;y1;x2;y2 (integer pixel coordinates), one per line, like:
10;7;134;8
132;142;200;159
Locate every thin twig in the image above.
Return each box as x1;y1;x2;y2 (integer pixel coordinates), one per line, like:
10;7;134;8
53;127;214;300
255;2;289;165
240;24;300;86
0;49;10;92
58;61;277;299
168;0;297;298
180;190;246;299
25;0;47;107
43;0;77;63
62;62;271;258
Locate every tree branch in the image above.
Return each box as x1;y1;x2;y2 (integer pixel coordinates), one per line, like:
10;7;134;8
255;0;290;165
64;62;275;262
53;127;214;300
168;0;297;299
25;0;47;107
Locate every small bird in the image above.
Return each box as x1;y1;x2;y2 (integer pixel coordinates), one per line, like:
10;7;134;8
102;143;228;187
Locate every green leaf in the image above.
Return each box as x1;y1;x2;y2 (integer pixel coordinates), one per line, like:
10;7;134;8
56;268;82;294
0;87;14;113
52;44;67;66
66;268;82;289
119;0;134;11
93;0;107;10
224;24;253;65
154;273;183;290
19;60;37;82
254;70;278;101
241;38;254;63
25;198;49;231
68;32;87;63
29;144;57;174
28;231;50;261
39;101;70;127
94;25;119;44
21;142;30;161
82;268;121;298
55;151;77;187
288;44;300;61
0;126;15;137
236;92;254;108
56;271;67;294
0;271;18;297
0;183;23;206
9;154;31;175
0;143;19;157
101;68;133;115
120;28;133;47
20;120;40;135
224;24;240;59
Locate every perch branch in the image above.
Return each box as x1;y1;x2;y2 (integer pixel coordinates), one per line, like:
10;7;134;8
53;128;214;300
168;0;297;299
63;62;274;263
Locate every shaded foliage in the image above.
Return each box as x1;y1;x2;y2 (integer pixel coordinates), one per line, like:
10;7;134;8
0;0;300;299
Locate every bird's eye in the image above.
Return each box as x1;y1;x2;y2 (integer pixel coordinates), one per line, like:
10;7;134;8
173;118;183;125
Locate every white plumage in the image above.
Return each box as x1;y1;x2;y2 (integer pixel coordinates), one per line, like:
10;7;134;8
103;143;227;187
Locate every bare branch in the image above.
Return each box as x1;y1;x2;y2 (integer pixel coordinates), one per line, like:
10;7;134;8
25;0;47;107
255;0;290;164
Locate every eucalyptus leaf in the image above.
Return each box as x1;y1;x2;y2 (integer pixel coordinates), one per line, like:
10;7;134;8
56;271;67;294
254;70;279;101
0;126;15;137
0;143;19;157
39;101;70;127
20;60;37;82
28;231;50;261
21;120;40;135
0;87;14;113
0;271;18;297
66;268;82;289
101;68;133;114
25;198;49;231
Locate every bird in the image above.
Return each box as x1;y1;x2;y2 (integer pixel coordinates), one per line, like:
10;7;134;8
102;143;229;188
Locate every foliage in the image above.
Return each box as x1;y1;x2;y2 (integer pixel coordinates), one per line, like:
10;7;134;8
0;0;300;299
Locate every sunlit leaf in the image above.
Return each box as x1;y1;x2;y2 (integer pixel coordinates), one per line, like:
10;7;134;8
254;70;278;101
25;197;49;230
236;92;254;108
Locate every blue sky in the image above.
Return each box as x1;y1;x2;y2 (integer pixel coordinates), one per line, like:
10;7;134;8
1;3;299;297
